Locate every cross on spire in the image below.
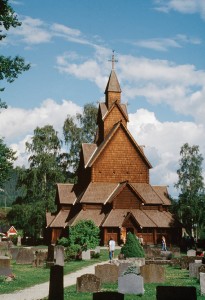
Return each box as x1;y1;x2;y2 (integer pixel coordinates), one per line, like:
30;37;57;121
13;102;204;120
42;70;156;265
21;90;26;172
109;50;118;70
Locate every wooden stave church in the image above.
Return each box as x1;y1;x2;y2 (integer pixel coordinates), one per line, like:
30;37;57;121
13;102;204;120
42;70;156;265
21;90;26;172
46;58;182;246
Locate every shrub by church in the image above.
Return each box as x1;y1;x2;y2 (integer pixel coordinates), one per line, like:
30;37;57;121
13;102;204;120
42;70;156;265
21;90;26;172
46;56;181;246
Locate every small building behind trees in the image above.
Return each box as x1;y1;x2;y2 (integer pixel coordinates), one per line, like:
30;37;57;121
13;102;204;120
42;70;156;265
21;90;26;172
46;55;182;246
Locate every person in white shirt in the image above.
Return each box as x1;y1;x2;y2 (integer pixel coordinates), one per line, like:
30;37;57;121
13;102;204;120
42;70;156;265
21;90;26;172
108;237;115;262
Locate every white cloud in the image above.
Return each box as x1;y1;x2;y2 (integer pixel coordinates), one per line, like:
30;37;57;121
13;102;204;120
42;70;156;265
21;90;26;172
154;0;205;20
55;52;205;125
133;35;201;51
128;109;205;197
0;99;82;167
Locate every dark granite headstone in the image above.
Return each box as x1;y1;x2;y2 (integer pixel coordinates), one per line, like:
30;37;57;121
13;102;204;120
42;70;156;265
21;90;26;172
46;245;55;267
140;264;165;283
95;263;119;283
16;248;34;264
156;286;196;300
48;265;63;300
76;274;101;292
93;291;124;300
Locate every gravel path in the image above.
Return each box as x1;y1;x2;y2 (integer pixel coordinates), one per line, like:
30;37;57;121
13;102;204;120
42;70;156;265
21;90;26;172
1;262;106;300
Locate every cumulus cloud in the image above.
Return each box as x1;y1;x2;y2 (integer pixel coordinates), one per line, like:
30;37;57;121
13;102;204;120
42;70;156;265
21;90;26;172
128;109;205;197
154;0;205;20
0;99;82;166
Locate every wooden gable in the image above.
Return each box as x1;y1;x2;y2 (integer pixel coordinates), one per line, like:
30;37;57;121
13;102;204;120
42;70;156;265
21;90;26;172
91;124;150;183
104;103;128;138
112;184;142;209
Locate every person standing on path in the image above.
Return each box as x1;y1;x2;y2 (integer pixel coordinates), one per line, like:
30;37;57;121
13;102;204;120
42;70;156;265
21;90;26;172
108;237;115;262
162;235;167;251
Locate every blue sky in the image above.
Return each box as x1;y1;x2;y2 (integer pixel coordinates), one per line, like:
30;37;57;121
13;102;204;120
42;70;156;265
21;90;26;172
0;0;205;197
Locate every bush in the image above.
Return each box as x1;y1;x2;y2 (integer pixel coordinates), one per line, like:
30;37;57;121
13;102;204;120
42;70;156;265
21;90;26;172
65;244;81;261
57;237;69;247
121;232;145;258
68;220;100;251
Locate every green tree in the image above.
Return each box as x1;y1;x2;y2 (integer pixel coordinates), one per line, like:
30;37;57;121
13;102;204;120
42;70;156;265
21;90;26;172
63;103;98;176
174;143;205;238
68;220;100;251
8;125;66;242
0;137;16;189
0;0;30;108
121;232;145;258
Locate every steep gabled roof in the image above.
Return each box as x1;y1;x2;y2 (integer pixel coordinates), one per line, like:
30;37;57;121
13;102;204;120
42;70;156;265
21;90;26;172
142;210;175;227
105;70;121;93
68;208;105;226
56;184;77;205
46;212;55;227
82;143;97;166
86;121;152;168
130;183;163;204
80;182;119;204
99;102;128;122
49;209;70;228
102;208;176;228
152;186;171;205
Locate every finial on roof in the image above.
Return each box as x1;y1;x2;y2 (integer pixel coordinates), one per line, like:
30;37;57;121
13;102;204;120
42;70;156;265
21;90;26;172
109;50;118;70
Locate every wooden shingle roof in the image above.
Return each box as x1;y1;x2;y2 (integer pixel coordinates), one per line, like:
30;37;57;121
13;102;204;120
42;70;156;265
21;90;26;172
82;143;97;166
130;183;164;204
68;208;105;226
87;122;152;168
143;210;175;228
152;186;171;205
57;183;77;205
105;70;121;93
80;182;119;204
49;209;70;228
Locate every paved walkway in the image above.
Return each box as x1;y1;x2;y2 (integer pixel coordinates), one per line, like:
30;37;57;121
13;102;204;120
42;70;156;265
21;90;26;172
1;261;107;300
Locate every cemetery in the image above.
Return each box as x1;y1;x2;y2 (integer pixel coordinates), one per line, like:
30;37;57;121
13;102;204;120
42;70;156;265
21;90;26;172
1;234;205;299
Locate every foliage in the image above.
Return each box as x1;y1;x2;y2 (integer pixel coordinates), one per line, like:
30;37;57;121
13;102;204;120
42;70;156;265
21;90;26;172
7;125;67;241
65;244;81;261
174;143;205;237
63;103;98;174
121;232;145;258
68;220;100;251
0;0;30;108
57;237;69;247
0;137;16;189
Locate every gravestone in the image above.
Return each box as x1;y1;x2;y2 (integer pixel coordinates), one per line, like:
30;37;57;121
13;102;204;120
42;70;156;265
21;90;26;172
33;251;47;267
93;291;124;300
0;256;12;276
140;264;165;283
76;274;101;292
95;264;119;283
48;265;63;300
17;235;21;246
94;246;101;254
156;286;197;300
46;245;55;267
82;250;91;260
187;249;196;257
189;262;202;278
118;273;144;295
118;262;133;276
200;272;205;296
16;248;34;264
55;245;64;266
10;247;19;260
